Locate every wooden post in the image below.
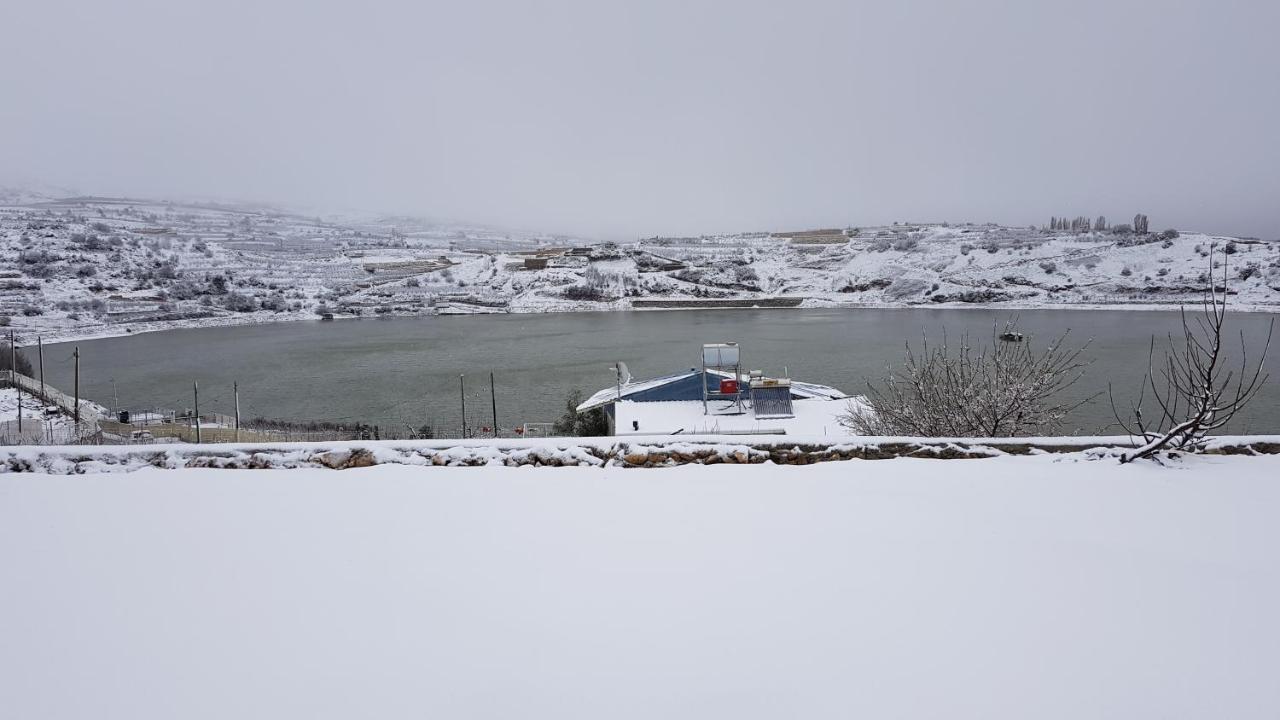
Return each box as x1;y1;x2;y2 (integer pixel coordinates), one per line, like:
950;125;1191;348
73;347;80;431
193;380;201;443
490;371;498;438
38;335;44;399
11;331;20;434
459;374;467;438
234;382;240;443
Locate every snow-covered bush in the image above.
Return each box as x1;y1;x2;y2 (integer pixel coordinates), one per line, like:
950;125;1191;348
884;278;929;301
0;340;33;374
221;292;258;312
553;389;609;436
259;294;287;312
843;325;1091;437
891;236;920;252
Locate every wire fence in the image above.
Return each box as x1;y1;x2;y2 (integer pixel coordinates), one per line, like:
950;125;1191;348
1;370;102;445
3;369;562;446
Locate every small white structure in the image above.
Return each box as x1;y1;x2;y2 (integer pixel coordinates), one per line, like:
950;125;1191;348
578;342;869;437
614;397;864;437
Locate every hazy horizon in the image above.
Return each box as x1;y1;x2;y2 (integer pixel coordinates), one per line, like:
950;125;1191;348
3;0;1277;240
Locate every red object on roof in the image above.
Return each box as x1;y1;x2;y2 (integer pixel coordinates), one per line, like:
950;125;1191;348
719;378;739;395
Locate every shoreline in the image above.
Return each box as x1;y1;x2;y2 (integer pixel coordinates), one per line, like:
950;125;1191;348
18;297;1280;346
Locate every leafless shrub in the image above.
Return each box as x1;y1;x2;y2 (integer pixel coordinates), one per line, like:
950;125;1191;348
562;266;617;301
1110;250;1272;463
891;235;920;252
842;324;1093;437
884;277;929;301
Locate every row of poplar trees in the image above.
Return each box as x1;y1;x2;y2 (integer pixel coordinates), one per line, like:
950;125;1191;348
1047;213;1148;233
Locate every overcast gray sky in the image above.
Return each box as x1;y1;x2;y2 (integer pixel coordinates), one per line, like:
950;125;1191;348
3;0;1277;239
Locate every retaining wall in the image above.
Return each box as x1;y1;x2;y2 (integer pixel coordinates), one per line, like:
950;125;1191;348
3;435;1278;474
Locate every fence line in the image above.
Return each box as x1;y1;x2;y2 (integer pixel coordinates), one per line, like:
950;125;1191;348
4;370;538;446
1;370;101;445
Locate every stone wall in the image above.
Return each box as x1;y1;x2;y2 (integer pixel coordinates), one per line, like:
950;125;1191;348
3;436;1278;474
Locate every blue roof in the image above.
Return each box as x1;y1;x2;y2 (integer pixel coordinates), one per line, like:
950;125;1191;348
577;369;846;412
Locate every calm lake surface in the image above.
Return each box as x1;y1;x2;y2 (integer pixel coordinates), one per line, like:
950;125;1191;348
34;308;1280;435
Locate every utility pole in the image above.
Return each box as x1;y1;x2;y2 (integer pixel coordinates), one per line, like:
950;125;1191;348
193;380;201;443
459;373;467;438
73;347;80;430
38;335;45;399
111;378;118;417
490;371;498;438
234;382;240;443
11;331;20;434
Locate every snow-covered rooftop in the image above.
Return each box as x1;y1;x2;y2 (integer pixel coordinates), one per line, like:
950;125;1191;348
614;398;865;437
577;369;847;413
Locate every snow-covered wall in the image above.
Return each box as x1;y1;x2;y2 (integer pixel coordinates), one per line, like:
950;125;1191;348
4;435;1278;474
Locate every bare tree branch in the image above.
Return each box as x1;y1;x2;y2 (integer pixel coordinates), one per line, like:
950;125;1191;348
843;322;1094;437
1114;247;1273;463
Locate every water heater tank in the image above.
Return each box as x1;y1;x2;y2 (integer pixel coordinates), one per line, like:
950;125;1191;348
702;342;740;367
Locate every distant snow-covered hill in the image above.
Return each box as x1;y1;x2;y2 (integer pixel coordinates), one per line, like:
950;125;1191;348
1;194;1276;343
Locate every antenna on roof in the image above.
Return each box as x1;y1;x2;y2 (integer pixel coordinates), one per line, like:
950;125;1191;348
616;361;632;386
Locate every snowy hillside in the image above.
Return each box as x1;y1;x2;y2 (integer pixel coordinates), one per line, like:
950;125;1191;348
3;451;1278;718
2;194;1277;342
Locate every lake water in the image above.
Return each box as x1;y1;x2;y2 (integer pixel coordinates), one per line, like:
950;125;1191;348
32;308;1280;436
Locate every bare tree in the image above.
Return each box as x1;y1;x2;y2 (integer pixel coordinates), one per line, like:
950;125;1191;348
843;324;1093;437
1110;249;1273;463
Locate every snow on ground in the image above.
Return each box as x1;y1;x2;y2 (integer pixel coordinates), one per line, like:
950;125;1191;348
0;387;45;423
0;387;76;444
2;452;1277;719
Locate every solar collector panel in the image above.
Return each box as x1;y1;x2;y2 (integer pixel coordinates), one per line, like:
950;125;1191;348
751;386;794;418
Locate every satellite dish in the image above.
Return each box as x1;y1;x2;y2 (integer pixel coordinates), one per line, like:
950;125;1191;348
616;361;632;386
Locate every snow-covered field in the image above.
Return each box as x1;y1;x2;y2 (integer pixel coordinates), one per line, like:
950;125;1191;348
0;387;45;423
2;451;1277;718
3;191;1277;344
0;387;76;443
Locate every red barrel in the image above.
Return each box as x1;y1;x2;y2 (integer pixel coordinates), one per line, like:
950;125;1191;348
719;378;739;394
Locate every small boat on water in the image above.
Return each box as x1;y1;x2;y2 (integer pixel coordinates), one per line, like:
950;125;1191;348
999;330;1024;342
